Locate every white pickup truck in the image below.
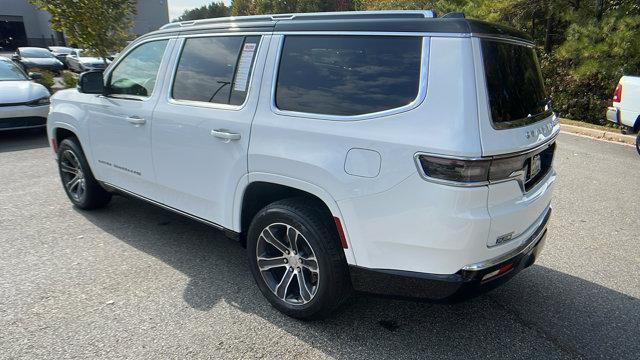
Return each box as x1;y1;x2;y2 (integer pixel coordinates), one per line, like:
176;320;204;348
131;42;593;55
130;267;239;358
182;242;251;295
606;76;640;154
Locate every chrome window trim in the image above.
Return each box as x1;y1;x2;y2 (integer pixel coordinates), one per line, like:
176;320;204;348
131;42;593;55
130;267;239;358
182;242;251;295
471;33;535;47
413;132;558;189
103;36;175;103
270;35;430;121
272;31;469;38
166;34;264;111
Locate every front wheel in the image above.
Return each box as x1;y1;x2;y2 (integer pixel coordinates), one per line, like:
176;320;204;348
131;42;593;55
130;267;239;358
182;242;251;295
636;133;639;156
57;138;112;209
247;198;352;319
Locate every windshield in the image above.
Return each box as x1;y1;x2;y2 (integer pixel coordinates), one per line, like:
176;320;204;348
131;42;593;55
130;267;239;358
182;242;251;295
20;48;54;58
0;60;28;81
481;40;551;129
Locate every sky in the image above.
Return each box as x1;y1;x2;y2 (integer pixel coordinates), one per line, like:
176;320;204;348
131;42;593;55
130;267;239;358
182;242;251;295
168;0;232;20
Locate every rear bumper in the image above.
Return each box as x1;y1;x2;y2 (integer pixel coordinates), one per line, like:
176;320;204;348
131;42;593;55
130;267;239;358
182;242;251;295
350;208;550;301
607;107;620;124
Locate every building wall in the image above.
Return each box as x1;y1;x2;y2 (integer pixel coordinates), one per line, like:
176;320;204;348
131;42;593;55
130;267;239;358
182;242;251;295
0;0;168;50
132;0;169;36
0;0;60;49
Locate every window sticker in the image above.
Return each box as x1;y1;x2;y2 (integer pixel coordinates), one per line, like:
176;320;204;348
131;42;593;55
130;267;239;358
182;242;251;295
233;42;257;92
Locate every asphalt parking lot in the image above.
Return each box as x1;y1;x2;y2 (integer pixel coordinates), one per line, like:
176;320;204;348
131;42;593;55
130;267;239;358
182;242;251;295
0;130;638;359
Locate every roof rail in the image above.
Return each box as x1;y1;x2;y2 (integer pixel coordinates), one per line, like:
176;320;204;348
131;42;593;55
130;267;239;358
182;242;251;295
160;10;436;30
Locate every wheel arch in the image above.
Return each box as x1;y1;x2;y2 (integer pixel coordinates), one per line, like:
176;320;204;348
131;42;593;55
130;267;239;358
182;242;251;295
632;115;640;133
234;174;356;264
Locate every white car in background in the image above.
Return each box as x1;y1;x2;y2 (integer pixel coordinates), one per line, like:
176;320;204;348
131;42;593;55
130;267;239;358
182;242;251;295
606;75;640;154
66;49;111;72
0;57;50;131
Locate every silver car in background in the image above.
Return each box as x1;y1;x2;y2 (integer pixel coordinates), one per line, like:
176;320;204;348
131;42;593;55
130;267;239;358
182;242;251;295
48;46;77;68
0;57;50;131
66;49;111;72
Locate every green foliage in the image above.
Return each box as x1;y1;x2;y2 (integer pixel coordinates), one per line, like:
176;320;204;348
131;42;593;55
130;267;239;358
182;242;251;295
62;72;78;89
176;1;230;21
221;0;640;123
30;0;135;61
231;0;253;15
31;68;55;90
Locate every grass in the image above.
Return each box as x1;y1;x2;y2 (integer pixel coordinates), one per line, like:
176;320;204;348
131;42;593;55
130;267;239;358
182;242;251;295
560;118;623;134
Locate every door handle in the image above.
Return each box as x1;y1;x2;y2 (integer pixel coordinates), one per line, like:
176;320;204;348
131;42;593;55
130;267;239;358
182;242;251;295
211;129;241;141
126;116;146;125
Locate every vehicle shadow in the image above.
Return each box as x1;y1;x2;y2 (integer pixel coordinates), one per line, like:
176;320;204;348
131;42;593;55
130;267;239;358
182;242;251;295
79;195;639;360
0;128;49;153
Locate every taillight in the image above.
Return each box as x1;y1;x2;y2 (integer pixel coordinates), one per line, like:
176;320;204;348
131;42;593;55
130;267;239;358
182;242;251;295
613;83;622;103
417;156;490;184
416;154;530;186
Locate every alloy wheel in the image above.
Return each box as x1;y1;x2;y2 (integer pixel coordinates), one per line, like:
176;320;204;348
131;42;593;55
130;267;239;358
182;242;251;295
256;223;320;305
60;149;86;202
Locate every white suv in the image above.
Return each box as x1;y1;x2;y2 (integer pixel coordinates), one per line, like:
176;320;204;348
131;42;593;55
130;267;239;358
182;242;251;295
47;11;559;319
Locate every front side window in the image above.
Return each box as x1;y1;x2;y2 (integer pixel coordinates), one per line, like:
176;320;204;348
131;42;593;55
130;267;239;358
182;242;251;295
172;36;260;106
275;36;422;117
108;40;169;98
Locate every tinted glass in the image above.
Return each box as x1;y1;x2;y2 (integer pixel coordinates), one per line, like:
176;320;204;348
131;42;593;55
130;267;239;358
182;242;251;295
172;36;260;106
481;40;550;129
275;36;422;116
0;61;27;81
109;40;168;98
20;48;53;58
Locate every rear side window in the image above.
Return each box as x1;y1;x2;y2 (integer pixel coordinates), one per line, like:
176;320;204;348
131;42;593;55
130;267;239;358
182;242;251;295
481;40;551;129
275;36;422;116
172;36;260;106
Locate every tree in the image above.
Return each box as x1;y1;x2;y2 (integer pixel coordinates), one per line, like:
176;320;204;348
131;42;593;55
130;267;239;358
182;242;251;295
176;1;230;21
231;0;254;15
234;0;640;123
30;0;136;64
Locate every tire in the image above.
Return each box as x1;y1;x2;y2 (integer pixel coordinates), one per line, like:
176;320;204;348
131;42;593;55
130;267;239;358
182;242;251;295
57;137;111;210
247;198;352;319
636;133;640;156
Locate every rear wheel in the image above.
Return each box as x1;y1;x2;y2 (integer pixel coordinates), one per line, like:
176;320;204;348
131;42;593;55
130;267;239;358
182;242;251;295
57;138;111;209
636;133;640;156
247;198;352;319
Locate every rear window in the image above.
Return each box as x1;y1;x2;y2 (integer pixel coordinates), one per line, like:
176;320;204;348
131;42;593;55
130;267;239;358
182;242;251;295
481;40;551;129
275;36;422;117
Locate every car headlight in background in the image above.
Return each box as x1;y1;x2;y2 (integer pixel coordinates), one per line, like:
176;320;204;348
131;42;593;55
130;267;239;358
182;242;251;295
27;97;50;106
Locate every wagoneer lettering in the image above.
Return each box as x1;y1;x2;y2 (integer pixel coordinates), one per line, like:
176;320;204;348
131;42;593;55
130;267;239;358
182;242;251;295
47;10;559;319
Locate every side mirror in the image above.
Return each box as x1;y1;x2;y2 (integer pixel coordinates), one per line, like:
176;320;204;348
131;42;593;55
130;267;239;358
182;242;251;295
11;54;20;61
78;70;104;94
29;72;42;80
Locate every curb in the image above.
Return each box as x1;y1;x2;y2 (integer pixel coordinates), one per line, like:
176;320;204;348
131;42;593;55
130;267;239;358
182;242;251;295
560;124;636;146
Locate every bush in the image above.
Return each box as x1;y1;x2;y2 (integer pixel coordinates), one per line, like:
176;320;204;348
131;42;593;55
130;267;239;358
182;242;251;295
62;72;77;88
31;68;55;91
